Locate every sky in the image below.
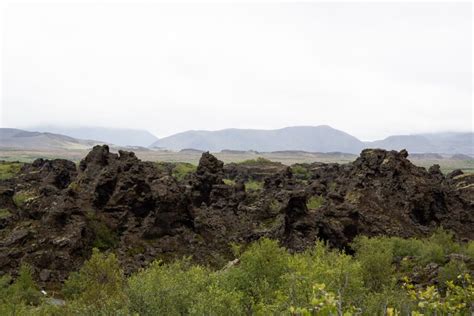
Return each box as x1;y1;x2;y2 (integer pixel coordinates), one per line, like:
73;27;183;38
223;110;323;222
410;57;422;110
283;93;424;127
0;1;472;141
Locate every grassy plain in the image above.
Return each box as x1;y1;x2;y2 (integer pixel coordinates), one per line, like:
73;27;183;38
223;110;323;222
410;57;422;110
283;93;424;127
0;148;472;174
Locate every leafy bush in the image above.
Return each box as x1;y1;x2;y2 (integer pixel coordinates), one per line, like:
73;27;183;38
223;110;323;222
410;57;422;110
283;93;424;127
128;258;209;315
9;264;42;306
2;229;473;315
63;248;128;314
401;274;474;315
415;228;460;265
351;236;395;292
289;283;357;315
188;279;244;316
362;287;412;315
428;228;461;254
223;238;290;313
437;259;469;292
465;240;474;259
281;241;364;312
389;236;424;258
0;264;44;315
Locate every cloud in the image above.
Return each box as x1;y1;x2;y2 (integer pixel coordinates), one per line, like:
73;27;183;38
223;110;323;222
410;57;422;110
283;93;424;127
1;2;472;140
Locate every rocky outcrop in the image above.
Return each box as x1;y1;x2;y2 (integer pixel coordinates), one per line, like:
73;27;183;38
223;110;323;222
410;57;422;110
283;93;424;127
0;146;473;288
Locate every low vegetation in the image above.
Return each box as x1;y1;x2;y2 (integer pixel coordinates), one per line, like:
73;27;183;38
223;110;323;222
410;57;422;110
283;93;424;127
12;191;37;208
0;161;23;180
291;164;311;180
172;162;197;181
237;157;275;165
0;229;473;315
86;212;119;250
306;195;325;209
223;178;236;186
244;180;263;192
0;208;11;219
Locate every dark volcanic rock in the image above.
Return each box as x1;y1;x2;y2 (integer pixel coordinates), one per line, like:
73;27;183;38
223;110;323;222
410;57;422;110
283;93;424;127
0;146;473;288
20;158;77;190
190;152;225;206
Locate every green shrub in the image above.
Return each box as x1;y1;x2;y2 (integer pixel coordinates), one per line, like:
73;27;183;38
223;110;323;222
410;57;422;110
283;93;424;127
427;228;461;255
352;236;395;292
0;162;23;180
223;238;290;311
10;264;42;306
0;231;471;315
172;163;196;181
306;195;325;209
244;180;263;192
128;258;209;315
281;241;365;312
416;228;459;265
362;287;412;315
401;274;474;315
464;240;474;260
390;236;424;258
188;276;244;316
437;259;469;292
63;248;128;314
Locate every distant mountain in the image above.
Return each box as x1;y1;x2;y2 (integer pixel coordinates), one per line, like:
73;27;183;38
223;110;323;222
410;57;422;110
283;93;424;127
0;128;102;150
366;132;473;155
150;126;365;154
29;126;159;147
3;126;472;156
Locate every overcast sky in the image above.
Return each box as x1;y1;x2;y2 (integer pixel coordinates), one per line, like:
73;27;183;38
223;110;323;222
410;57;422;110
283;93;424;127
0;2;472;140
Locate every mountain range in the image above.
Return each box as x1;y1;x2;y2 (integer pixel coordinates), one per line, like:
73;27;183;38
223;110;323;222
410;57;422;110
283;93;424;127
151;126;364;153
1;126;472;155
0;128;102;150
151;126;473;155
29;126;158;147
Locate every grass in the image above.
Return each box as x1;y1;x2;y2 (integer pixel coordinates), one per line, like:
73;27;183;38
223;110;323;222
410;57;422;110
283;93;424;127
0;161;23;180
12;191;37;208
0;208;11;219
244;180;263;192
306;195;325;209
